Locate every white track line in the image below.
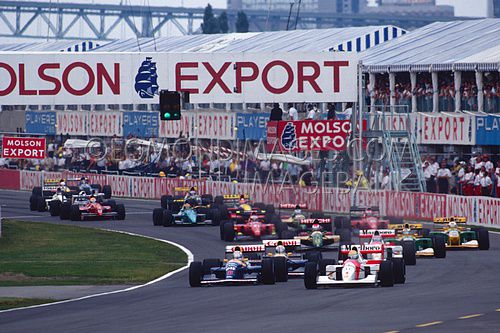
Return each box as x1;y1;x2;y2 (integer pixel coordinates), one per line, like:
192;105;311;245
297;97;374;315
0;229;193;314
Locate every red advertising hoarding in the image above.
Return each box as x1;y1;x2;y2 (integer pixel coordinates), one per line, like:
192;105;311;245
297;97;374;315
266;120;352;152
2;136;46;159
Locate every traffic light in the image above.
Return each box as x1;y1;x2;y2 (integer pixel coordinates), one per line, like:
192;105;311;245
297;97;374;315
160;90;181;120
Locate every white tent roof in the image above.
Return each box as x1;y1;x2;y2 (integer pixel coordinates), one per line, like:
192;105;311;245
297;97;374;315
0;40;103;52
90;25;406;53
361;19;500;72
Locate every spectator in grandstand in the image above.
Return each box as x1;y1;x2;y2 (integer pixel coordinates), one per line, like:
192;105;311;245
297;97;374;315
480;170;493;197
437;160;452;194
259;158;271;181
285;103;299;121
496;161;500;198
483;155;494;173
473;169;482;196
269;103;283;121
0;157;8;168
381;170;391;190
423;156;438;193
306;104;317;120
463;165;475;196
326;103;336;120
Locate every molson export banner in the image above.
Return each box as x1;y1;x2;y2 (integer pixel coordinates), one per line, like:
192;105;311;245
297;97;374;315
0;52;358;104
267;120;352;152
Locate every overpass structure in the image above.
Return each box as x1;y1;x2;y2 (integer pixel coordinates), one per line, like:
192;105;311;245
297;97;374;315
0;0;468;40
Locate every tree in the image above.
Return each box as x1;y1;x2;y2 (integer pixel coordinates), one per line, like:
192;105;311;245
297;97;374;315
235;11;249;33
201;4;219;34
218;11;229;33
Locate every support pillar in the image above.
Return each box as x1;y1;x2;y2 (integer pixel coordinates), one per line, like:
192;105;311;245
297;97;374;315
475;71;484;112
410;72;417;113
432;71;439;112
369;73;376;112
454;71;462;112
389;72;396;113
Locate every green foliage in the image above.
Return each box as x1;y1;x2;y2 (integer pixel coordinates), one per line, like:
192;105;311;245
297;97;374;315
201;3;220;34
235;11;249;33
0;297;57;310
218;11;229;33
0;220;187;286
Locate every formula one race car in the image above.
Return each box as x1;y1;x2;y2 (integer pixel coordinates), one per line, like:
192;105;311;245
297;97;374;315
60;193;125;221
292;218;341;251
221;213;283;241
263;239;334;280
222;194;269;223
153;187;222;227
430;217;489;250
348;206;397;229
304;243;405;289
29;178;111;214
189;244;276;287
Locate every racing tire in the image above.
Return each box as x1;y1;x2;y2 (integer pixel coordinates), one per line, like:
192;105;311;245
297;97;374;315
29;195;39;211
209;209;221;226
36;196;46;212
161;195;173;210
153;208;164;226
310;212;326;219
217;205;229;220
304;251;322;263
102;185;112;199
32;186;42;196
402;240;417;266
304;262;318;289
338;228;352;245
91;184;102;193
422;228;430;237
49;200;61;216
265;204;275;215
189;262;203;287
392;258;406;284
70;204;81;221
162;210;174;227
432;234;446;258
280;230;295;239
214;195;224;206
261;258;275;285
388;217;403;224
476;227;490;250
115;204;126;220
60;202;71;220
253;202;266;210
319;259;336;275
104;200;116;211
201;194;213;206
334;216;351;230
273;257;288;282
219;220;228;240
378;261;394;287
202;259;222;275
223;222;235;242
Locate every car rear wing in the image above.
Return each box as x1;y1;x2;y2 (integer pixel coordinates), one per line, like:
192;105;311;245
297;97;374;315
340;243;383;254
225;244;265;254
263;239;301;252
388;223;423;230
433;216;467;223
223;194;249;200
278;203;308;210
174;186;197;193
300;218;331;225
358;229;396;238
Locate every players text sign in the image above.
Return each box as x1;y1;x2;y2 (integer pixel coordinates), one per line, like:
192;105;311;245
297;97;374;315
0;52;358;104
2;137;46;159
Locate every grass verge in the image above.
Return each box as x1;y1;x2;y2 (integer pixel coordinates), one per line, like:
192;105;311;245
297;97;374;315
0;297;58;310
0;220;187;286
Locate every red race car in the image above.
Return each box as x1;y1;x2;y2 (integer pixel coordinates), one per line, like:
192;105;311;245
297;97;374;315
221;214;278;242
69;195;125;221
349;207;397;229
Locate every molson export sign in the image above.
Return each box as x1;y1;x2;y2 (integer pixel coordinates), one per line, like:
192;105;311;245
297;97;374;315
0;52;358;105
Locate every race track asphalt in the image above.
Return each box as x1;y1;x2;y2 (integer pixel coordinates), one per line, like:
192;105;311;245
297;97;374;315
0;190;499;333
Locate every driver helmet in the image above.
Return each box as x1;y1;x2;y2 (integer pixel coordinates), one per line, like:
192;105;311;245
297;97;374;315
80;177;87;184
233;250;243;260
56;187;63;194
372;230;383;243
348;249;359;260
294;204;302;215
189;188;196;196
275;244;286;255
89;196;96;203
250;215;259;222
311;223;322;232
239;198;246;205
59;181;66;187
449;221;457;229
